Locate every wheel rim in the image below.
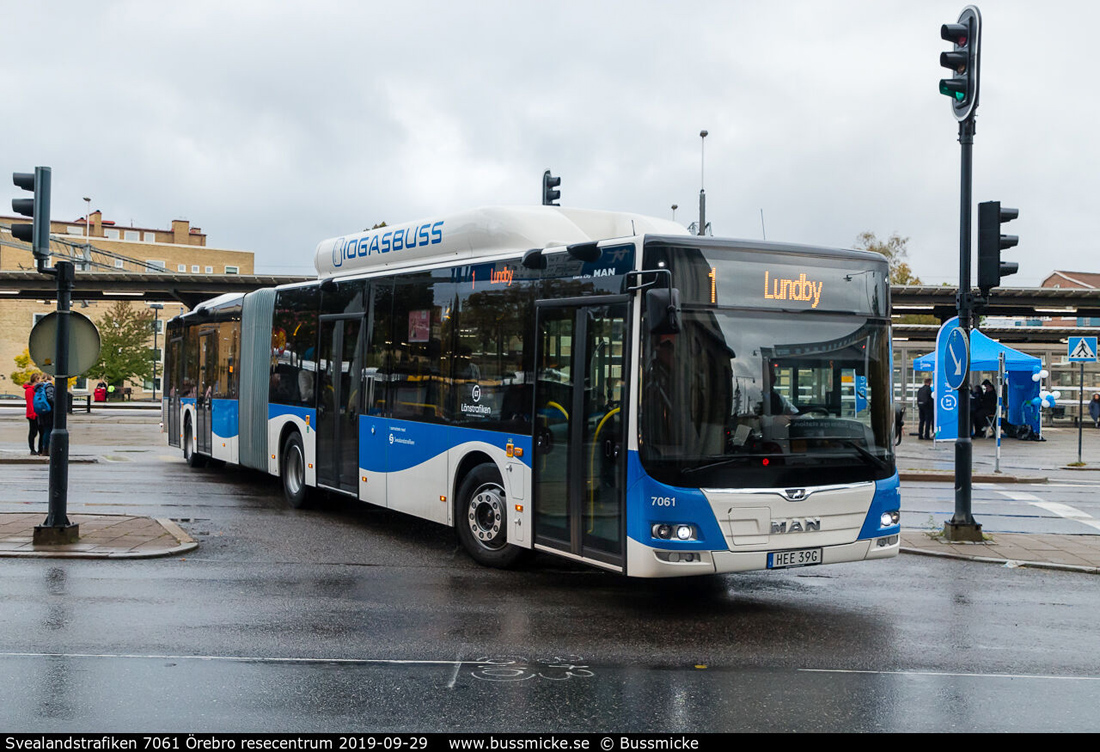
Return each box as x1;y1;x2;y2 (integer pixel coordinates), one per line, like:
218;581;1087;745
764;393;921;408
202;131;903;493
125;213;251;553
467;482;505;551
286;444;304;497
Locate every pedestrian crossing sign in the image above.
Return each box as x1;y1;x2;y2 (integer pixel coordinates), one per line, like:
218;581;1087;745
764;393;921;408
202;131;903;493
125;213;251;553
1068;336;1098;362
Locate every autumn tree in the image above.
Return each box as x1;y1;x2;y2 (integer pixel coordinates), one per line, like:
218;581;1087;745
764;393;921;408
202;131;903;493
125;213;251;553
854;231;923;285
10;348;38;386
856;231;938;324
86;301;156;389
11;348;77;389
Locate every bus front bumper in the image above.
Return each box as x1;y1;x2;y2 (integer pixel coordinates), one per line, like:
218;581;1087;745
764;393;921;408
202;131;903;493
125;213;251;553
626;534;900;578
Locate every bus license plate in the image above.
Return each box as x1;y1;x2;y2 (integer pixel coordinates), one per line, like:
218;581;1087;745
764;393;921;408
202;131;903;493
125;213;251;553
768;547;822;569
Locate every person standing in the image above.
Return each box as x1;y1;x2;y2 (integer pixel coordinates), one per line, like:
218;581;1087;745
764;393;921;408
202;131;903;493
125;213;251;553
1089;393;1100;429
916;378;934;440
979;379;997;437
34;375;55;456
24;372;41;455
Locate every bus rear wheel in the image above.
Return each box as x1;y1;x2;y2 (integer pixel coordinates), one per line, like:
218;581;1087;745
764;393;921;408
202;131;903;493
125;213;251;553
184;419;206;468
455;463;527;569
281;432;310;509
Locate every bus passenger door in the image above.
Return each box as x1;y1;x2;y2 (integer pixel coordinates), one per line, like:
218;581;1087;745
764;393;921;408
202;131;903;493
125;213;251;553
166;336;182;447
533;300;628;570
196;330;216;455
316;315;364;494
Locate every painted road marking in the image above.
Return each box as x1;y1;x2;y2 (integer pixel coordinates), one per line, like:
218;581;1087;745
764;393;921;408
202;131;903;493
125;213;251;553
998;490;1100;533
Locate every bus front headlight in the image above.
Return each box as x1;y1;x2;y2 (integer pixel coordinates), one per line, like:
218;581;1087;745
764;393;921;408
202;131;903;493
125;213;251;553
651;523;698;541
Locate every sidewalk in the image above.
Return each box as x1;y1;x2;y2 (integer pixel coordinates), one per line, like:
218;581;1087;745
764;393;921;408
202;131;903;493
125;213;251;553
894;423;1100;574
0;512;197;559
0;421;1097;572
900;530;1100;574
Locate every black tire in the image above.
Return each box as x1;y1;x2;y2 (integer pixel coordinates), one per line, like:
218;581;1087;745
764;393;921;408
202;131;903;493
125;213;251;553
455;463;528;569
280;431;310;509
183;418;207;468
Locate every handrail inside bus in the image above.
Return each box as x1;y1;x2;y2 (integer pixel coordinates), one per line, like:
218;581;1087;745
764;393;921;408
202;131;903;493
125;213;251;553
588;406;620;533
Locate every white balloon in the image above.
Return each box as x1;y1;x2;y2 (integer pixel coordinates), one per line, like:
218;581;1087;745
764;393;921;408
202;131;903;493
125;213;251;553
1040;369;1050;379
1052;391;1062;400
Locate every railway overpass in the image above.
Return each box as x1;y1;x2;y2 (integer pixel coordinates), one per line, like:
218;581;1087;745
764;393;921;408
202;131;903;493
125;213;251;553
0;269;312;309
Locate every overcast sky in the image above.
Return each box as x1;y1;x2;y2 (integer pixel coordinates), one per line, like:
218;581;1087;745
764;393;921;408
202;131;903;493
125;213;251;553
5;1;1097;285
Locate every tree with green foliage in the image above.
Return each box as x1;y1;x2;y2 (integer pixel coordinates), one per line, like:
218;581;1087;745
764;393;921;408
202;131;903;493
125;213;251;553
86;301;155;389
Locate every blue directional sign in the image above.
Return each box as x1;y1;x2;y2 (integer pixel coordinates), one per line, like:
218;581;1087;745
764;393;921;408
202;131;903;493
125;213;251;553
933;317;963;441
943;327;970;390
1068;336;1098;363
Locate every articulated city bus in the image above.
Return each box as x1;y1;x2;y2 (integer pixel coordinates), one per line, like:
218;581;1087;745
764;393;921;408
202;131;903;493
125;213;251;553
163;206;899;577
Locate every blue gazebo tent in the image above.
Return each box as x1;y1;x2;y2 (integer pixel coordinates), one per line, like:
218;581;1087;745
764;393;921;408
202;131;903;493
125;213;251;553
913;328;1042;433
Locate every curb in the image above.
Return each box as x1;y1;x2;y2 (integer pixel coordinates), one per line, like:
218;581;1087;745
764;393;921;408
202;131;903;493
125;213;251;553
0;456;99;465
899;471;1047;484
901;544;1100;575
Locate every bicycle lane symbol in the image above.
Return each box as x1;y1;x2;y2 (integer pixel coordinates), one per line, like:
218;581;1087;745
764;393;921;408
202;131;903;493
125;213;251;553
471;655;595;682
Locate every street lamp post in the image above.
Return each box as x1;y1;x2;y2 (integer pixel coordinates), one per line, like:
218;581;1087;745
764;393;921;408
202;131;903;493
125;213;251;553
149;303;163;401
83;197;91;270
698;130;708;237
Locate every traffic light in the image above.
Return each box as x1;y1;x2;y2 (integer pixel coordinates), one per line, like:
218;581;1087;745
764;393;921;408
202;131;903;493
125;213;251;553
978;201;1019;292
939;6;981;121
11;166;52;263
542;170;561;206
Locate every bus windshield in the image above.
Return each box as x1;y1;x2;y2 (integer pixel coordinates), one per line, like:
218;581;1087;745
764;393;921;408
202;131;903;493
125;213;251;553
640;242;894;489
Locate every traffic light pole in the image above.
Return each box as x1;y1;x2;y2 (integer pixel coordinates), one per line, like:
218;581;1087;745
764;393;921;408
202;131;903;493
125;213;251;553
13;166;80;543
33;261;79;544
946;117;982;542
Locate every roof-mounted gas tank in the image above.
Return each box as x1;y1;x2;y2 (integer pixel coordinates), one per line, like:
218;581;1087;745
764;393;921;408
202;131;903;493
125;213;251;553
313;205;687;277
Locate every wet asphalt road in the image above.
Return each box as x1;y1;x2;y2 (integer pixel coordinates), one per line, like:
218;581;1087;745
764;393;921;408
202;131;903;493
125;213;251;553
1;410;1099;732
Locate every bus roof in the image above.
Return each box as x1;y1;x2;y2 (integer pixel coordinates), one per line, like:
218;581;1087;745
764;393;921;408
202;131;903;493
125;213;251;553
644;235;890;267
314;205;689;277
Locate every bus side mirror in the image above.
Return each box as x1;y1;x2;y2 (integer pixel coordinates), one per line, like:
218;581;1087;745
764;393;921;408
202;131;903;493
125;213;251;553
646;288;681;335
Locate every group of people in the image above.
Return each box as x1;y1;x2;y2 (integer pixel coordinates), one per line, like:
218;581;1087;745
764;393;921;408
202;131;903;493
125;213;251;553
22;373;56;456
915;377;998;440
915;379;1100;438
970;380;999;437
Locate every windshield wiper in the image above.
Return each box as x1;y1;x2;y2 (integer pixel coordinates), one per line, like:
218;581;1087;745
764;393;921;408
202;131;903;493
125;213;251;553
681;454;775;476
840;440;891;472
680;442;890;476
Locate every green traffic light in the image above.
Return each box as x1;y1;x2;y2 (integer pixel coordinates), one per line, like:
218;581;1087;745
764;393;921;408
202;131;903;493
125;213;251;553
939;79;965;101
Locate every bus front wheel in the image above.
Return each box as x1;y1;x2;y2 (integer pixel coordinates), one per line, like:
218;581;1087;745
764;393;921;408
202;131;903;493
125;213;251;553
455;463;527;569
280;432;310;509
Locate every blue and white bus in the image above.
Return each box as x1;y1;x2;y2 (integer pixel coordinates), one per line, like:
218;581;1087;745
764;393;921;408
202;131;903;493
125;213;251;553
164;206;900;577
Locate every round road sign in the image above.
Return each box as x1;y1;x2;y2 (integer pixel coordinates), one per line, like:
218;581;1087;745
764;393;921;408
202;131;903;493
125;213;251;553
28;310;102;377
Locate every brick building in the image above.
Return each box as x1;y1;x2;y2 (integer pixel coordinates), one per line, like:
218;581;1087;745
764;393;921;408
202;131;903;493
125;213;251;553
1039;271;1100;327
0;212;254;399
